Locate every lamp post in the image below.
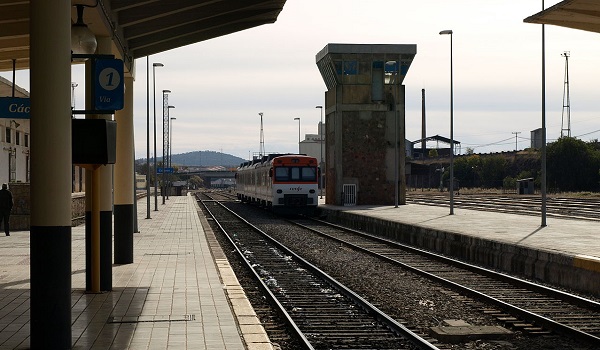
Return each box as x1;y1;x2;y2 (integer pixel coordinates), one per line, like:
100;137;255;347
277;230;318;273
169;117;177;168
541;0;547;227
316;105;324;198
166;106;175;200
152;63;164;211
440;29;454;215
161;90;171;205
259;112;265;158
293;117;300;153
145;56;151;219
168;116;176;199
389;60;399;208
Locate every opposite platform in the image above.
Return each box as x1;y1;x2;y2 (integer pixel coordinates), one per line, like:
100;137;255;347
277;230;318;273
0;194;272;349
319;200;600;297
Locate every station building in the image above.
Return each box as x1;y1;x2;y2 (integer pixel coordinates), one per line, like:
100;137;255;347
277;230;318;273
0;77;31;185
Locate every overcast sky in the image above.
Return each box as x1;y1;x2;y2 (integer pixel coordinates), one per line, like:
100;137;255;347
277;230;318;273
4;1;600;160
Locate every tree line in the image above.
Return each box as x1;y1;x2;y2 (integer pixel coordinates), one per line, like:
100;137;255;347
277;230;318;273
435;137;600;193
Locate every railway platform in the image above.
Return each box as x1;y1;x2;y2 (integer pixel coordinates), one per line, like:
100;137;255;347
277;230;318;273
318;197;600;297
0;194;272;350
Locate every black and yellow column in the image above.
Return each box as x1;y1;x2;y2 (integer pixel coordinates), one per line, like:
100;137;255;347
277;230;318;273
84;135;113;291
98;38;115;291
30;1;72;348
84;37;114;291
114;74;135;264
99;142;113;289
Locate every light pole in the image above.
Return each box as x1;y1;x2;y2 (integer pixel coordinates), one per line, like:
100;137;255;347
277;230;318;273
390;60;399;208
166;106;175;200
259;112;265;158
440;29;454;215
316;105;324;198
168;116;176;199
293;117;300;153
71;81;79;193
146;56;151;219
541;0;547;227
152;63;164;211
170;117;177;166
161;90;171;205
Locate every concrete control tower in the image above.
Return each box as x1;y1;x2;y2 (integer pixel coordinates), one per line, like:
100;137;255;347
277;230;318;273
316;44;416;205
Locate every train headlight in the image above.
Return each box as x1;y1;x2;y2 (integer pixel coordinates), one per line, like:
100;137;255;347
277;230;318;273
276;189;283;194
309;189;315;193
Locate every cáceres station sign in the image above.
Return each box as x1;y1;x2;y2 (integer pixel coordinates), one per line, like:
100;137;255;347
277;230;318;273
0;97;30;119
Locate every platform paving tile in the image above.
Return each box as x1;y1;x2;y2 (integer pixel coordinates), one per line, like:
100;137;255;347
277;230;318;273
0;194;270;349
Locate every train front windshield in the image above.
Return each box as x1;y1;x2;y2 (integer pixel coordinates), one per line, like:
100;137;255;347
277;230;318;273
274;166;317;182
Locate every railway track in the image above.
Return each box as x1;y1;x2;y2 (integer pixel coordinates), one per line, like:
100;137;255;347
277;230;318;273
288;217;600;347
196;190;238;201
199;198;439;350
406;193;600;221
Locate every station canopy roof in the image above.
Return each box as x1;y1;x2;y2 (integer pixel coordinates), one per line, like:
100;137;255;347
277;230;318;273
524;0;600;33
0;0;287;72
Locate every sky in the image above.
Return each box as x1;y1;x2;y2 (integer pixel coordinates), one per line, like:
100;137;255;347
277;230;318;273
4;0;600;160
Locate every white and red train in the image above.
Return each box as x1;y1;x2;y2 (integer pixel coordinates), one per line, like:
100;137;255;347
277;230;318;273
236;154;319;215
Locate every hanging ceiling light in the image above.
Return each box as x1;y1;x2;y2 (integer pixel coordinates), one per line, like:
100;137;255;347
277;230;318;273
71;4;97;57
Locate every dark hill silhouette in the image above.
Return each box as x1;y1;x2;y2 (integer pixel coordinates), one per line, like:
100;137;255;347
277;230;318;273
171;150;245;167
137;150;245;167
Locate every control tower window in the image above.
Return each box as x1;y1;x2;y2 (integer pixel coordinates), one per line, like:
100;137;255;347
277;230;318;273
334;61;342;75
372;61;384;102
343;61;357;75
385;61;398;84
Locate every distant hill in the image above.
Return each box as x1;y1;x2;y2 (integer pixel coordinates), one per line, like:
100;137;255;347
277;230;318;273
136;150;245;167
171;150;245;167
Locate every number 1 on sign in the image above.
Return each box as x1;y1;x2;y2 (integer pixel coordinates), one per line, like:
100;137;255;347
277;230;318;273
99;68;120;91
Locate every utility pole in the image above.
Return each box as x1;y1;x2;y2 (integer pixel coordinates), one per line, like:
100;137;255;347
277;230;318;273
512;131;521;151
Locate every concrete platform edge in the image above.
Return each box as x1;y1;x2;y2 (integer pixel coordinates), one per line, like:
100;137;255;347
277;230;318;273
194;199;275;350
320;207;600;297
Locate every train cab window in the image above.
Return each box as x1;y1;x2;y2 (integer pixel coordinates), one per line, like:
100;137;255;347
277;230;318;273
275;166;317;182
275;167;289;181
301;167;317;181
290;167;301;180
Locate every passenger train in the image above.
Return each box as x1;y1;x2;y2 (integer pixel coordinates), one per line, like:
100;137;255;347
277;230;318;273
236;154;319;215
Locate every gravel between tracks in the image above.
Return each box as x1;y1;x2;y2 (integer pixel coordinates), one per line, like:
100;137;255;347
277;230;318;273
210;201;594;350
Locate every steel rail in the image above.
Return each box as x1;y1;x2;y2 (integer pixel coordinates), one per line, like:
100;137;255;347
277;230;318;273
199;199;315;350
291;218;600;346
202;199;440;350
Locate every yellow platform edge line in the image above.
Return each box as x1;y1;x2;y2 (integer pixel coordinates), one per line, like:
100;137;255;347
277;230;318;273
573;255;600;273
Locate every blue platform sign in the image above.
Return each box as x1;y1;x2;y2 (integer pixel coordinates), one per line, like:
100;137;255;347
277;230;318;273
157;167;174;174
94;58;124;111
0;97;30;119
